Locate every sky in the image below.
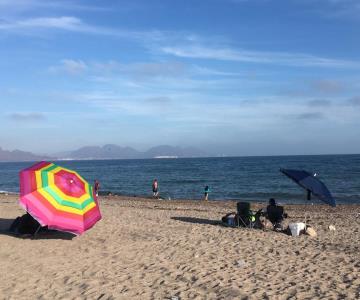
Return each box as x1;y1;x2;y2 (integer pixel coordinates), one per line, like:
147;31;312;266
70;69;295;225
0;0;359;156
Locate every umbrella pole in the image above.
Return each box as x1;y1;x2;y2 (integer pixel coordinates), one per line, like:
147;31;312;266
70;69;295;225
307;190;311;201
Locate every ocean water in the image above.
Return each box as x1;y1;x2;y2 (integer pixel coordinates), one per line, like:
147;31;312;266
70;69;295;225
0;155;359;204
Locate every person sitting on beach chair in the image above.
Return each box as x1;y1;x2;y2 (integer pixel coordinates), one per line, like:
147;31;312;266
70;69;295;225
263;198;288;231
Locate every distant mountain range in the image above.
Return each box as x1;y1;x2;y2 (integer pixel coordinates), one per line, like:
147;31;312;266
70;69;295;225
61;144;208;160
0;144;208;162
0;147;51;162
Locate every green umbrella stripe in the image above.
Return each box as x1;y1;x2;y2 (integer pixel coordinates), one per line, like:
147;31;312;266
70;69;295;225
41;186;95;210
40;164;59;187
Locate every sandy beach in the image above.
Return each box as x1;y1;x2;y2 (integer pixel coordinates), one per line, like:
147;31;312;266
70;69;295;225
0;194;359;299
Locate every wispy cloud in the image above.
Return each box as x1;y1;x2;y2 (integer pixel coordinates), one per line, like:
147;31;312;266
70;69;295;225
0;15;166;42
161;45;360;68
49;59;87;75
7;112;46;122
2;13;358;72
49;58;247;81
0;16;89;31
48;59;188;79
191;65;246;77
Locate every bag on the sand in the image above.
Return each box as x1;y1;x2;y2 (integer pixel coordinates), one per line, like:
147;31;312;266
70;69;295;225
9;213;40;234
288;222;306;236
305;226;317;237
222;214;237;226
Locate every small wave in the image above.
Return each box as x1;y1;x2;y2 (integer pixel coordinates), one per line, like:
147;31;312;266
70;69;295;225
0;190;19;195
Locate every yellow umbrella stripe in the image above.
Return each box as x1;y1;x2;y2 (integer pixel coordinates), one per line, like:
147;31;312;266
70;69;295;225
37;187;96;215
35;165;47;190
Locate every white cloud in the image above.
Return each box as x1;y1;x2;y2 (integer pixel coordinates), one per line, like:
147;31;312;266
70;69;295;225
0;15;152;39
191;65;246;77
0;16;86;31
0;15;181;53
50;59;248;80
49;59;87;75
161;45;360;68
61;59;87;74
2;14;357;71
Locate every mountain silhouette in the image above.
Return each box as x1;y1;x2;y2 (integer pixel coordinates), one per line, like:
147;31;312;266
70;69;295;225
0;147;51;162
0;144;209;162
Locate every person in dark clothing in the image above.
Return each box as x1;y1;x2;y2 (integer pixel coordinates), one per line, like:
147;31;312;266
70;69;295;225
94;179;100;197
263;198;288;231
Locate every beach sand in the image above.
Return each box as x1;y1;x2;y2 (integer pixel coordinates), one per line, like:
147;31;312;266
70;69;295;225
1;194;359;299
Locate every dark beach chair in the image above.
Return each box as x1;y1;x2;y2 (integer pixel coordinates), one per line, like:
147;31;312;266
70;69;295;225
236;202;255;228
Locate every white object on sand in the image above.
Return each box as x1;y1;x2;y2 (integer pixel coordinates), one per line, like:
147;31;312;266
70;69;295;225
289;222;306;236
305;227;317;237
236;259;246;267
328;225;336;231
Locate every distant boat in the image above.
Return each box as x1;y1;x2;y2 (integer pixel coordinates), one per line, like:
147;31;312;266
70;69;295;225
154;156;178;159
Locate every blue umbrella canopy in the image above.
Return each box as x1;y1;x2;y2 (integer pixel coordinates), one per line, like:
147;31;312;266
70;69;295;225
280;168;336;207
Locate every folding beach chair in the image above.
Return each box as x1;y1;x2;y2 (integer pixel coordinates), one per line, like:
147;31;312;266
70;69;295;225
236;202;255;228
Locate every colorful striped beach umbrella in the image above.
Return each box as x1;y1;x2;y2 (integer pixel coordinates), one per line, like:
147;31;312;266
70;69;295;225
19;161;102;235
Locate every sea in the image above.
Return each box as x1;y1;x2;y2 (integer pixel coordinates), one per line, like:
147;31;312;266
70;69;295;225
0;155;359;204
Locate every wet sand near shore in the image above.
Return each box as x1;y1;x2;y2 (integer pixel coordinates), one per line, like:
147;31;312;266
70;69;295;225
1;194;359;299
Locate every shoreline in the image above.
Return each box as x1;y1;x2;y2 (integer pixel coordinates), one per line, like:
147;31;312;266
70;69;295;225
2;190;359;206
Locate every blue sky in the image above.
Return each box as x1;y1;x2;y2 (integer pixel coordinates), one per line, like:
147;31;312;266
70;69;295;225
0;0;359;156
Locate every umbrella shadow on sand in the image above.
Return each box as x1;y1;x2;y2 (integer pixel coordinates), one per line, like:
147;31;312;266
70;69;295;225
0;218;76;240
171;216;220;225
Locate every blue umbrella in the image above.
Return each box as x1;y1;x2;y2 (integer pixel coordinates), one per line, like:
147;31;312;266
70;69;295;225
280;168;336;207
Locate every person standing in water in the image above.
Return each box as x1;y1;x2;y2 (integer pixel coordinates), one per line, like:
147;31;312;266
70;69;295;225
204;185;210;201
94;179;100;197
152;179;159;198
